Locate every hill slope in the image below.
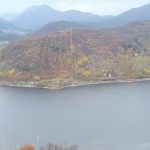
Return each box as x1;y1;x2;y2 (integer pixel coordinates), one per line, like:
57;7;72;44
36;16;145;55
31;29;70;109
0;18;17;30
12;5;62;30
0;20;150;88
34;21;89;35
0;18;27;41
102;3;150;27
117;3;150;25
0;13;19;21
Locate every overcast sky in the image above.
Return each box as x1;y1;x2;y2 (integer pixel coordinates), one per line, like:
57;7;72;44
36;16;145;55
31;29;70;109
0;0;150;15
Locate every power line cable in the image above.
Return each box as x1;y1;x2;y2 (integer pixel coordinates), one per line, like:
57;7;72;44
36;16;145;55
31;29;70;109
99;82;140;120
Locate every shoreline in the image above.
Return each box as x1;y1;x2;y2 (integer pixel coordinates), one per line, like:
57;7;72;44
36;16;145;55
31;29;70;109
0;78;150;90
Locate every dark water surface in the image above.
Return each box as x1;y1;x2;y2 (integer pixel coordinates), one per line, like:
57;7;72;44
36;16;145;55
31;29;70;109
0;81;150;150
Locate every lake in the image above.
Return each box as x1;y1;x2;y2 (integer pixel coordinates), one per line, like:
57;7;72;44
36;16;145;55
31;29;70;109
0;81;150;150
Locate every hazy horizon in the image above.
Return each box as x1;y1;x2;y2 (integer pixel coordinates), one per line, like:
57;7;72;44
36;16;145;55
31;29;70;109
0;0;150;16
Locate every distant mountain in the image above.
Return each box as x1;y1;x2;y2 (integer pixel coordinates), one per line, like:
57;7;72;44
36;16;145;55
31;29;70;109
11;5;112;30
0;13;19;21
117;3;150;25
11;3;150;30
34;21;89;35
0;18;28;41
12;5;61;30
102;3;150;27
0;20;150;87
61;10;113;22
0;18;17;30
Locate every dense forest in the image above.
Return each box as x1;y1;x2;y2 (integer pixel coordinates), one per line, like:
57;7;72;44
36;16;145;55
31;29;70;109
0;20;150;88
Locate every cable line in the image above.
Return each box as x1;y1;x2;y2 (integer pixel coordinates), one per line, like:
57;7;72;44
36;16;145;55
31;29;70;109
100;82;140;119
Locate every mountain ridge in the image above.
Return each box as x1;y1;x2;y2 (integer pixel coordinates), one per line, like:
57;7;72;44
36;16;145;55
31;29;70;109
11;5;105;30
84;3;150;28
10;3;150;30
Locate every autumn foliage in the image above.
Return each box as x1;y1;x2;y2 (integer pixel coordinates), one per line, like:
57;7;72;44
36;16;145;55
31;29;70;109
19;143;79;150
0;20;150;84
19;144;34;150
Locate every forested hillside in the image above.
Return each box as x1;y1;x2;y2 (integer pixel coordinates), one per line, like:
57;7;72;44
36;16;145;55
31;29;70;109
0;20;150;88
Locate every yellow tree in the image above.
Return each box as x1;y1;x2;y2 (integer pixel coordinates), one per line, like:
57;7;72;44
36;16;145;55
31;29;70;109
19;144;34;150
7;69;16;80
78;68;91;78
33;75;41;81
77;55;89;66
